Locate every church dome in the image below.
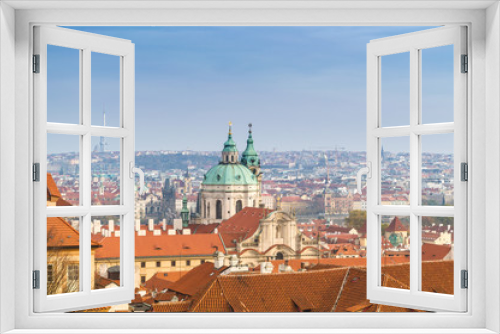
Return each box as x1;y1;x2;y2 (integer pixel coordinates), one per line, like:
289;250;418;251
203;163;258;186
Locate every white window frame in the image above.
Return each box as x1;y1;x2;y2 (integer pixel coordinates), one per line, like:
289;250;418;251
366;26;467;312
0;2;498;333
32;25;136;312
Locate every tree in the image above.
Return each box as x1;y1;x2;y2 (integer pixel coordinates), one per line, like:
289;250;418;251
381;223;390;235
345;210;366;231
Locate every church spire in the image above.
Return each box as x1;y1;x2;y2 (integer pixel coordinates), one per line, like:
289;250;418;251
222;121;239;164
241;123;260;168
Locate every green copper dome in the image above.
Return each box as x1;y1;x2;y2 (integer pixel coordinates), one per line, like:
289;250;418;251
223;133;238;152
388;232;404;247
203;163;258;186
241;125;260;167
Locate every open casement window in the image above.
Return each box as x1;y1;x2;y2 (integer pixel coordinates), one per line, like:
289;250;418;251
33;26;136;312
366;26;467;312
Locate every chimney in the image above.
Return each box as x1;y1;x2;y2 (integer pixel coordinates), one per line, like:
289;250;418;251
279;260;293;273
447;224;451;231
167;229;176;236
93;220;101;234
148;219;154;232
260;262;274;274
229;254;238;267
161;219;167;231
108;220;114;232
135;219;141;232
213;251;225;270
182;228;191;235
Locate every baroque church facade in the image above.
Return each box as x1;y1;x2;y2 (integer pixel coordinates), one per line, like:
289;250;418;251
199;123;263;224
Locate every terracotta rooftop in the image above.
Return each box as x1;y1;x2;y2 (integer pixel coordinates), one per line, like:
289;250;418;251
217;207;272;248
47;173;61;200
152;300;191;313
95;233;225;260
167;262;228;297
385;217;408;233
190;268;349;312
47;217;100;249
151;260;454;313
421;243;452;261
144;273;176;292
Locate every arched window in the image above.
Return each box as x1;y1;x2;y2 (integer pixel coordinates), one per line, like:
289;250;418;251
231;155;234;162
276;225;282;238
236;200;242;213
207;202;210;218
276;252;284;260
203;200;206;218
216;200;222;219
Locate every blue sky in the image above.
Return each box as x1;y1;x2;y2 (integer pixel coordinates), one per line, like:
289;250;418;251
47;26;454;154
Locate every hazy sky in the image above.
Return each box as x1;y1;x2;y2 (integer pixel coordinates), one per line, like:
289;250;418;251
47;26;454;154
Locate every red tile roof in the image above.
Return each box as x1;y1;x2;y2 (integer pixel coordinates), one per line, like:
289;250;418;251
421;243;452;261
47;173;61;200
190;268;349;312
144;272;176;292
218;207;272;248
95;233;225;260
385;217;408;233
152;300;192;313
167;262;228;297
47;217;100;248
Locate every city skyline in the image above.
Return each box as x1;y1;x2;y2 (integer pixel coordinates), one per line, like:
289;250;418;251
47;26;454;153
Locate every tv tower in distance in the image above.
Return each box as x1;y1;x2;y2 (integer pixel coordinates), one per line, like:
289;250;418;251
99;106;108;153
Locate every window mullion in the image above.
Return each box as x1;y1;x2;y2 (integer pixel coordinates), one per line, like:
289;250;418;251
81;48;92;294
409;47;420;294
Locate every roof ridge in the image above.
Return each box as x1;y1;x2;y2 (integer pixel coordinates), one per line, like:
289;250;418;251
331;267;350;312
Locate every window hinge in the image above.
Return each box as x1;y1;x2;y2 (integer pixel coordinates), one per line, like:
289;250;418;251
461;54;468;73
461;162;468;181
33;163;40;182
33;54;40;73
461;270;468;289
33;270;40;289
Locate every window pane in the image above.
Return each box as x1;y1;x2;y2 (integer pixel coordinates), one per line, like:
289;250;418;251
47;45;80;124
91;52;121;127
381;52;410;127
421;45;454;124
381;137;410;205
421;133;454;206
421;216;454;295
92;215;121;290
47;216;80;294
47;134;80;206
91;137;121;205
381;215;410;290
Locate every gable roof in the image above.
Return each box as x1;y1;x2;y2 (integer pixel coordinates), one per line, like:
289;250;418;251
47;217;100;248
191;268;349;312
421;243;452;261
217;207;272;247
47;173;61;199
385;217;408;233
167;261;228;297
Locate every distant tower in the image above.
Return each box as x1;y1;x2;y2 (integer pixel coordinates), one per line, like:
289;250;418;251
99;107;108;153
184;167;192;194
180;195;190;228
241;123;262;204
